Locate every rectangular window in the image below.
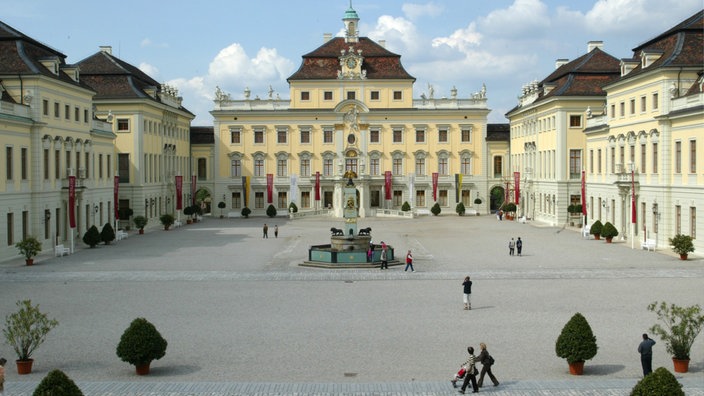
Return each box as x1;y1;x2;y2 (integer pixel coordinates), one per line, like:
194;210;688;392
323;128;333;144
198;158;207;180
74;106;80;121
415;190;426;207
691;207;696;239
277;159;287;176
254;128;264;144
230;129;241;144
6;213;13;246
630;99;635;115
254;159;264;177
619;146;624;171
84;109;89;123
438;128;448;143
54;102;60;117
392;158;403;175
301;191;311;208
118;153;130;183
393;91;402;100
589;150;594;173
98;154;103;178
346;91;355;100
569;150;581;178
597;149;602;174
438;158;448;175
415;158;425;176
641;144;646;174
610;104;615;119
278;191;287;209
85;152;90;179
231;159;241;177
21;147;28;180
392;128;402;143
415;129;425;143
323;91;333;100
652;93;659;110
300;129;310;144
323;158;333;176
6;147;13;180
232;192;241;209
55;150;61;179
461;157;471;175
255;192;264;209
439;190;448;206
300;159;310;177
640;96;646;112
277;129;287;144
461;127;471;142
675;205;681;235
370;91;380;100
64;104;70;120
43;100;49;115
675;141;682;173
300;91;310;101
117;119;129;132
393;190;403;207
370;129;380;143
43;149;49;180
619;102;625;117
493;156;502;178
690;140;696;173
369;158;379;176
652;143;658;173
107;155;111;178
569;115;582;127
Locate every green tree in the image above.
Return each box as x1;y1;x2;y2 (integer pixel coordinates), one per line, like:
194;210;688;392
266;204;277;218
455;202;465;215
555;312;598;364
82;225;101;248
401;201;411;211
100;223;116;245
241;207;251;218
116;318;168;368
431;202;441;216
33;369;84;396
630;367;684;396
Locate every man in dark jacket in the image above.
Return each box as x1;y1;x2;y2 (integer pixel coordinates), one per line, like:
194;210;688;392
638;333;656;376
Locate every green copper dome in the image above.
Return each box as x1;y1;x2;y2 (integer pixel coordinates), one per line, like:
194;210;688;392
343;5;359;20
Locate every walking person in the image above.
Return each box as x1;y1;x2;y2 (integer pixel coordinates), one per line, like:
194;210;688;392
462;276;472;310
638;333;656;376
404;249;415;272
508;238;515;256
516;237;523;256
477;343;499;388
274;225;279;238
380;243;388;270
263;224;268;238
367;244;373;262
459;346;479;394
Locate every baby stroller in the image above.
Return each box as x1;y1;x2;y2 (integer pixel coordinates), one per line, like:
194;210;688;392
450;366;467;388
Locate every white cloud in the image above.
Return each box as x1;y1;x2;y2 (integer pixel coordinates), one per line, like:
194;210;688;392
478;0;551;38
140;38;152;47
431;22;482;53
140;37;169;49
367;14;424;56
138;62;159;78
207;43;295;87
577;0;702;34
402;2;443;20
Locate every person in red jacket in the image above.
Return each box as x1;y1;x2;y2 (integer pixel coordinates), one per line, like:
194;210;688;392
404;249;415;272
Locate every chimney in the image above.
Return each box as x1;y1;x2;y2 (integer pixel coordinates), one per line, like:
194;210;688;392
323;33;332;43
99;46;112;55
587;41;603;52
378;39;386;48
555;59;569;69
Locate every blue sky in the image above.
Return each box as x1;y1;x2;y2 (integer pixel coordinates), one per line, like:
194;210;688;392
4;0;702;125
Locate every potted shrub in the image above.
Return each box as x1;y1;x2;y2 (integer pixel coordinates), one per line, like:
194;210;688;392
133;216;147;234
159;214;175;230
589;220;603;240
217;201;226;218
15;236;42;265
183;206;194;224
82;225;101;248
455;202;465;216
502;202;517;220
600;222;618;243
555;312;598;375
192;204;203;222
669;234;694;260
116;317;168;375
401;201;411;212
33;369;84;395
3;299;59;374
647;301;704;373
474;197;482;205
430;202;441;216
241;207;251;218
630;366;683;396
100;223;116;245
266;204;277;218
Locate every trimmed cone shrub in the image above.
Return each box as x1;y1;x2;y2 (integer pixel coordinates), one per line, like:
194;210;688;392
555;312;598;364
82;225;101;248
589;220;603;236
100;223;115;245
431;202;441;216
630;367;684;396
266;204;277;218
401;201;411;211
241;207;251;218
601;222;619;239
455;202;466;215
33;369;84;396
116;317;167;368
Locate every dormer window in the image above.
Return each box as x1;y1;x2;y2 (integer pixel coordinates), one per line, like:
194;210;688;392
640;50;663;68
620;59;639;76
40;58;60;75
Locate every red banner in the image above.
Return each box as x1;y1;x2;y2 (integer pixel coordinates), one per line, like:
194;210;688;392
114;176;119;220
631;170;636;224
315;172;320;201
175;176;183;210
384;171;392;200
267;174;273;203
514;171;520;204
191;175;196;206
581;171;587;217
432;172;439;201
69;176;76;228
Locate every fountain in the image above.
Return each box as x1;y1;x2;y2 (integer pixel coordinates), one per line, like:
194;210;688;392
301;176;397;268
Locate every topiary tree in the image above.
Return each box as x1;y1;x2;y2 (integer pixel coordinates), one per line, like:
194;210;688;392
133;216;147;233
401;201;411;212
266;204;277;218
431;202;441;216
589;220;603;238
100;223;115;245
183;206;194;222
159;214;175;230
241;207;251;218
630;367;684;396
555;312;598;373
82;225;101;248
601;222;619;241
217;201;226;218
455;202;465;216
116;317;168;375
288;202;298;213
33;369;84;396
474;197;482;205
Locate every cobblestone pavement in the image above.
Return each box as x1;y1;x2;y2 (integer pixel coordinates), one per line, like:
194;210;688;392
2;215;703;395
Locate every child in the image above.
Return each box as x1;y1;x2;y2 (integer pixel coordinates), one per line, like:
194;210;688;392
450;365;466;388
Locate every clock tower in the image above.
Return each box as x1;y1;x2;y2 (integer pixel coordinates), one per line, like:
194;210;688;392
343;1;359;43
